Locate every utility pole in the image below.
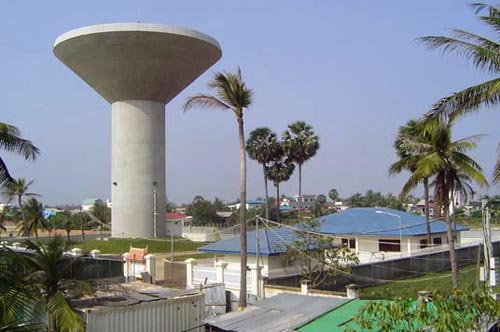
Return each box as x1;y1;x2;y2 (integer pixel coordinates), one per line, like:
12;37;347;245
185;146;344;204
153;182;158;238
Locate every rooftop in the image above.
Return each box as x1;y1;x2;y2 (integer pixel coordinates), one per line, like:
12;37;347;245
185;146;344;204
317;207;467;237
205;293;347;332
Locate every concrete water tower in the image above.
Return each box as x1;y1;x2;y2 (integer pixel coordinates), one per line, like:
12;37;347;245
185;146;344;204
54;23;221;238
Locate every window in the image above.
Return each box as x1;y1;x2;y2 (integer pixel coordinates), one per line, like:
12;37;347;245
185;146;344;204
379;239;401;252
420;239;428;249
341;238;356;249
433;237;442;245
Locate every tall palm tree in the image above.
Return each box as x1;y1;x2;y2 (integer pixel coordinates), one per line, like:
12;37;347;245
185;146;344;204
418;3;500;182
246;127;281;221
3;178;38;238
399;120;488;288
267;150;295;224
282;121;319;217
24;237;87;332
23;197;46;239
0;122;39;189
184;68;253;308
390;119;432;245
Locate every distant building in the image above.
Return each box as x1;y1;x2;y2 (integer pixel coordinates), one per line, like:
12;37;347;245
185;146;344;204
290;195;317;209
228;199;266;211
81;198;103;212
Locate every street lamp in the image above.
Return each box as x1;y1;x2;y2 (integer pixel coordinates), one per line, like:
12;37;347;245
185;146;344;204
376;210;402;254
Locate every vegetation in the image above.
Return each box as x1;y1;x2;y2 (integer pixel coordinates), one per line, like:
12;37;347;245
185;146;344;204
282;121;320;217
23;197;46;239
390;119;432;244
352;286;500;332
24;237;89;332
267;147;295;224
246;127;281;220
88;201;111;238
342;190;411;210
0;122;39;189
419;3;500;183
73;237;202;254
360;264;478;300
185;196;220;225
2;178;38;237
396;117;487;288
283;220;359;288
0;237;89;332
184;67;253;308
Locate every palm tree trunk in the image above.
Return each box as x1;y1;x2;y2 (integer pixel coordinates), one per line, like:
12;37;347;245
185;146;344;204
18;195;28;238
276;183;280;224
263;164;269;221
237;117;248;309
424;177;431;245
298;163;302;218
443;176;458;288
66;229;71;245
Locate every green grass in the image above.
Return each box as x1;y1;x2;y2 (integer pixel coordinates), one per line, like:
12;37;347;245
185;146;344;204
360;264;480;300
73;238;203;254
173;253;214;261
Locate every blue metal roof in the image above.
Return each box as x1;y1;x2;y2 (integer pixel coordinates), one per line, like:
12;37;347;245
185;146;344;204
199;227;306;256
316;207;468;237
199;208;468;255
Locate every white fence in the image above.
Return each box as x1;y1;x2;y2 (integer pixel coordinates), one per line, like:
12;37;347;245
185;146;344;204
186;259;260;297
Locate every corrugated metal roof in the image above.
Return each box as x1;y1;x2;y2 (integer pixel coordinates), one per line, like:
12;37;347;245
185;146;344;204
296;299;371;332
317;207;467;237
205;293;347;332
199;227;301;256
199;208;468;255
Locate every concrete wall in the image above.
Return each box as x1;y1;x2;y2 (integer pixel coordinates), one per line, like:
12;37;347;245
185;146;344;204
111;100;166;238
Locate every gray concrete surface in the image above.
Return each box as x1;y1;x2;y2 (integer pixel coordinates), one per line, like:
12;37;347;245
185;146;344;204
53;23;221;238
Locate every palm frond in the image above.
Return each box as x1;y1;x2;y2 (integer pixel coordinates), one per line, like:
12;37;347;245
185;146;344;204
450;29;500;50
47;291;84;332
426;77;500;121
183;94;230;112
469;3;500;16
493;143;500;183
0;156;13;189
0;123;39;161
418;35;500;73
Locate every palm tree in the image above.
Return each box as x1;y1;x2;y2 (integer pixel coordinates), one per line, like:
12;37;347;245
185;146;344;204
246;127;281;221
390;119;432;245
399;119;488;288
0;122;39;189
418;3;500;182
23;197;46;239
184;68;253;308
267;149;295;224
0;246;45;332
282;121;319;217
24;237;87;332
3;178;38;238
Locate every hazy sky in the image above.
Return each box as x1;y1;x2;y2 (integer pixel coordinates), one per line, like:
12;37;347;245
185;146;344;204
2;1;499;206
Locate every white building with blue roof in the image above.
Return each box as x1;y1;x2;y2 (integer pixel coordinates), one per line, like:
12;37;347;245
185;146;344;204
316;207;467;261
